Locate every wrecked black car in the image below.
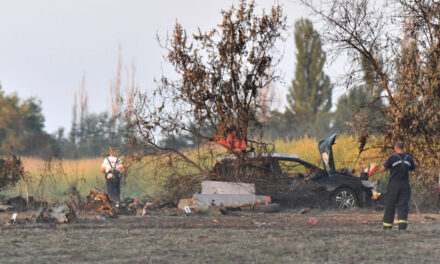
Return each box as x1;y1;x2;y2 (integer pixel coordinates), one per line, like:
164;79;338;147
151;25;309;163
209;134;377;209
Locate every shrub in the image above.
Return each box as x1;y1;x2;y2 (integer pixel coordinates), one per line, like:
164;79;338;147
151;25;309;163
0;156;25;191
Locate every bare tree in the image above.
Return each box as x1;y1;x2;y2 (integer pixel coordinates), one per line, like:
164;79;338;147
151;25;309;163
124;60;136;117
127;0;287;198
301;0;440;204
78;73;88;143
109;47;122;118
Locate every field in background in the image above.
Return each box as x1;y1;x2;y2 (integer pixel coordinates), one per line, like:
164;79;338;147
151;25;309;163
2;135;393;202
2;157;168;203
273;135;386;170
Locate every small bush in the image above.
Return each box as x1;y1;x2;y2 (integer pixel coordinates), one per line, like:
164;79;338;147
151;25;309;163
164;173;203;202
0;156;25;191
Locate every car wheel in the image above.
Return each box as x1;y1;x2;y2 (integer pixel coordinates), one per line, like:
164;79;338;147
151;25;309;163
332;188;357;209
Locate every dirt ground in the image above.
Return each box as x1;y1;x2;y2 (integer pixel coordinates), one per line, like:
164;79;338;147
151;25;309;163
0;208;439;264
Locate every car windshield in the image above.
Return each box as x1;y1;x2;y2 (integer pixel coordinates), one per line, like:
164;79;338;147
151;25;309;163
278;159;320;179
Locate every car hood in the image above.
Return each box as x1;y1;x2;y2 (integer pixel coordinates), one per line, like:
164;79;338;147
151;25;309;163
318;134;337;172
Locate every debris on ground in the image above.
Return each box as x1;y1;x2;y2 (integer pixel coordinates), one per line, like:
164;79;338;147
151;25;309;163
35;205;76;223
94;215;106;220
1;196;48;212
424;215;438;221
82;189;118;216
80;189;166;216
0;204;13;212
5;196;27;211
183;205;192;214
252;203;281;213
252;219;273;227
118;198;150;215
293;208;310;215
178;198;195;211
65;186;81;213
11;213;17;223
150;197;175;209
309;217;318;225
178;181;276;214
193;193;270;207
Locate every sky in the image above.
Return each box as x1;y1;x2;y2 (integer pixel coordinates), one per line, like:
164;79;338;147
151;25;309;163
0;0;345;133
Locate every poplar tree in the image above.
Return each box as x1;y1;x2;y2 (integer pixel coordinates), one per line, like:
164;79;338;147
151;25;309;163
286;18;332;138
333;54;385;134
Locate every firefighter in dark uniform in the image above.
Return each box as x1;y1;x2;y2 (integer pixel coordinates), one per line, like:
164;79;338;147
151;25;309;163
379;141;416;230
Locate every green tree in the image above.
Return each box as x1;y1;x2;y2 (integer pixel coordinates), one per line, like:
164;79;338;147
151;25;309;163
285;18;333;139
0;156;25;191
333;87;369;133
0;86;57;156
60;112;130;158
333;55;385;134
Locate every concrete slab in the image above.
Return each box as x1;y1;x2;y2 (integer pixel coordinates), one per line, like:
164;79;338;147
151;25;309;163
201;181;256;195
193;194;269;206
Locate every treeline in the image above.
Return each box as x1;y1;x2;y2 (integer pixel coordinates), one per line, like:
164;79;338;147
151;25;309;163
0;54;135;158
0;87;56;156
53;70;134;159
53;112;129;159
0;85;129;158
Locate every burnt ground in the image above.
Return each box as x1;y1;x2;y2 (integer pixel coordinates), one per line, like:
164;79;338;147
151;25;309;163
0;208;439;263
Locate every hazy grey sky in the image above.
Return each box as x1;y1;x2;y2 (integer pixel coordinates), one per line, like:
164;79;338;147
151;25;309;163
0;0;344;133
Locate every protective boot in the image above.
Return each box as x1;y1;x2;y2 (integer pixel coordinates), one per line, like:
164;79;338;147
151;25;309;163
383;222;392;230
398;220;408;230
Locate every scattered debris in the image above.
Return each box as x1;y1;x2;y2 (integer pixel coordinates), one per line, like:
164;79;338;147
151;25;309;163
0;204;13;212
193;194;269;207
65;186;81;213
191;206;223;216
118;198;143;215
178;198;195;211
252;220;273;227
424;215;437;221
11;212;17;223
35;205;76;223
184;206;191;214
295;208;310;215
177;180;274;214
82;189;118;216
6;196;27;211
253;203;281;213
94;215;106;221
51;205;76;223
1;196;48;212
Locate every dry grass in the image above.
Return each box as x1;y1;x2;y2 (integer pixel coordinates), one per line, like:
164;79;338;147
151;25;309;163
274;134;387;172
5;157;164;202
0;210;439;263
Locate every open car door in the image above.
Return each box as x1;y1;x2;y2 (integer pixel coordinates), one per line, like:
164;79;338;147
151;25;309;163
318;134;337;173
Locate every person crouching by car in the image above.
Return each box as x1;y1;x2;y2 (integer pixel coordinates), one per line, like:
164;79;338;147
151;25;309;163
100;147;126;204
